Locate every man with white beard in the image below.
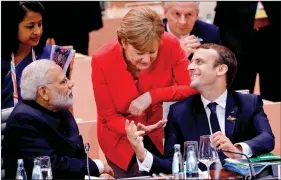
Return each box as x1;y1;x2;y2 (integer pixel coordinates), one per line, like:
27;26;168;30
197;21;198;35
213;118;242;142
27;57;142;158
2;60;114;179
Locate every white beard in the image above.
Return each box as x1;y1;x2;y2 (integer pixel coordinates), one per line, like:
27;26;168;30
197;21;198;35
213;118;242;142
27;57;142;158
49;90;73;109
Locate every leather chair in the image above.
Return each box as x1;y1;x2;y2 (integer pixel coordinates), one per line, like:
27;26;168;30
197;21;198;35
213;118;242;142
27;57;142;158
1;107;14;179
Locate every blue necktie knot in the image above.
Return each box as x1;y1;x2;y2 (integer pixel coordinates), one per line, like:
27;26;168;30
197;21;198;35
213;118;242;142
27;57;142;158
207;102;217;112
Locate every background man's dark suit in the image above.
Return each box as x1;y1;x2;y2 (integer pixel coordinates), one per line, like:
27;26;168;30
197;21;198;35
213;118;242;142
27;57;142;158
149;92;275;174
214;2;281;101
2;100;100;179
43;1;103;55
163;19;221;45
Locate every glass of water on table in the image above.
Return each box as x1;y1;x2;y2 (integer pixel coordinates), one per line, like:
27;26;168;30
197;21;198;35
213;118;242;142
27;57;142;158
37;156;53;179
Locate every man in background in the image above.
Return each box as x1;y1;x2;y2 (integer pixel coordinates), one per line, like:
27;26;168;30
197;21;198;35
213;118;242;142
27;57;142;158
164;2;221;58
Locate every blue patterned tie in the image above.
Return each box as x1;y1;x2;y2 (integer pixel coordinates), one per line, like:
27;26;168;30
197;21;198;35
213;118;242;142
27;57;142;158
207;102;221;134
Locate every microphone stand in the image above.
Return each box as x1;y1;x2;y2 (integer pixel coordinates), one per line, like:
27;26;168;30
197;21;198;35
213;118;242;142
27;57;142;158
85;143;91;180
217;149;255;179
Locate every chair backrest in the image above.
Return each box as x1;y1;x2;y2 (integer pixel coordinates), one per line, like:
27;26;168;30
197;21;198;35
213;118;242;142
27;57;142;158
1;107;14;179
163;101;177;120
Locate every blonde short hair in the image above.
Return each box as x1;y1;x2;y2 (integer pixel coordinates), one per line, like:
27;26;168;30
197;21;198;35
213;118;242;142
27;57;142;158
117;6;165;52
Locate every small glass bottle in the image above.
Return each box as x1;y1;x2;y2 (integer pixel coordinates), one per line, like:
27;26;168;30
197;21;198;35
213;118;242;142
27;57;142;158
32;158;43;180
15;159;27;180
172;144;184;179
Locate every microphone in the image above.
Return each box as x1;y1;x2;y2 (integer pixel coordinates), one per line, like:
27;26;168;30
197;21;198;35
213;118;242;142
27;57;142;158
85;143;91;180
216;148;255;179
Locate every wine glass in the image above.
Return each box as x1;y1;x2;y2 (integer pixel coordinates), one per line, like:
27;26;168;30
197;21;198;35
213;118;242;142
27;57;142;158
37;156;53;179
198;135;218;179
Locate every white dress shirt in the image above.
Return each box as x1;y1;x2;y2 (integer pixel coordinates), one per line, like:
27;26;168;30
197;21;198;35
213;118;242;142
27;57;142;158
93;159;104;174
201;90;228;135
137;90;253;172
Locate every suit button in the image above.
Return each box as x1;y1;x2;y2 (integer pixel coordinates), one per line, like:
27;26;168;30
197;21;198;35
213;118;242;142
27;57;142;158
76;144;80;148
102;119;107;124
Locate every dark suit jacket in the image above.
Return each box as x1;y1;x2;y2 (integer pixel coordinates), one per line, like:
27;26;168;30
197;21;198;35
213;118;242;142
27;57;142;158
163;18;221;45
213;2;280;56
2;100;100;179
214;2;280;33
149;91;275;174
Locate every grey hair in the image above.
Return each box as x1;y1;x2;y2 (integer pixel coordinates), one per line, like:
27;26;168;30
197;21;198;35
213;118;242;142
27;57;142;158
164;1;200;10
20;59;57;100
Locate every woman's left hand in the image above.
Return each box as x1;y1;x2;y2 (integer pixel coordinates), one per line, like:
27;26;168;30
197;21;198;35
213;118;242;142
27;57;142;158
137;119;167;134
129;92;152;116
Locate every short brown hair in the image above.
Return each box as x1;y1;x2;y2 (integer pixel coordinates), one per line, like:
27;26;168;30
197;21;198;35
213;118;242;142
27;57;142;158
199;43;237;87
117;6;165;52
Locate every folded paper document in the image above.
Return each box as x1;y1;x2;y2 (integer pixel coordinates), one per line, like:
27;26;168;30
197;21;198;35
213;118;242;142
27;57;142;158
223;153;281;177
249;153;281;163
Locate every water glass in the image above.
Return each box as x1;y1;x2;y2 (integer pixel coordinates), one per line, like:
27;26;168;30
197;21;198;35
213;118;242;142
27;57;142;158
183;141;199;178
198;135;218;179
37;156;53;179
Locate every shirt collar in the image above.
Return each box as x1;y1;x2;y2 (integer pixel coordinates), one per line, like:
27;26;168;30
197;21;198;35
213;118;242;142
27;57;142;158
166;22;189;39
201;90;228;109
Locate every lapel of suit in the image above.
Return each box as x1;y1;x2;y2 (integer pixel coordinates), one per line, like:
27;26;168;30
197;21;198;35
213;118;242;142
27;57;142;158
105;43;140;113
47;111;83;155
224;92;238;141
231;93;252;143
193;95;211;136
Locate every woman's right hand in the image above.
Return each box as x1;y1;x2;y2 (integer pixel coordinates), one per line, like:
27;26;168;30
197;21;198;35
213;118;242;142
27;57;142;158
129;92;152;116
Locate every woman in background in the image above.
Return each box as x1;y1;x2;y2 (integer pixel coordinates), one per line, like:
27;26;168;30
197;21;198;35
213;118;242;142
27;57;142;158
92;7;197;178
1;1;75;109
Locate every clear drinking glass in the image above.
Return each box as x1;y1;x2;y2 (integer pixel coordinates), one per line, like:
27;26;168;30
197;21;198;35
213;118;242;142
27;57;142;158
198;135;218;179
37;156;53;179
183;141;199;178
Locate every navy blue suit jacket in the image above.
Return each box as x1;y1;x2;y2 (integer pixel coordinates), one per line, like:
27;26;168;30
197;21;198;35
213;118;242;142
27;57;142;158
2;100;100;179
150;92;274;174
163;19;221;45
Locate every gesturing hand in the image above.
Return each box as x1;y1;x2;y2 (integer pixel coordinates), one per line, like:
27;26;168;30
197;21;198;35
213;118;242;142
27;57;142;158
129;92;152;116
137;119;167;134
125;120;147;161
180;35;201;57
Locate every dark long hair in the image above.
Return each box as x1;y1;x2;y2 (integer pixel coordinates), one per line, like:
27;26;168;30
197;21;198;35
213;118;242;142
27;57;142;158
1;1;48;61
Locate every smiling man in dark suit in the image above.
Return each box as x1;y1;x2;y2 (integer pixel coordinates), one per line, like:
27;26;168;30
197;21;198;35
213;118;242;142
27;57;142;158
125;44;275;174
164;2;221;58
2;60;114;179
